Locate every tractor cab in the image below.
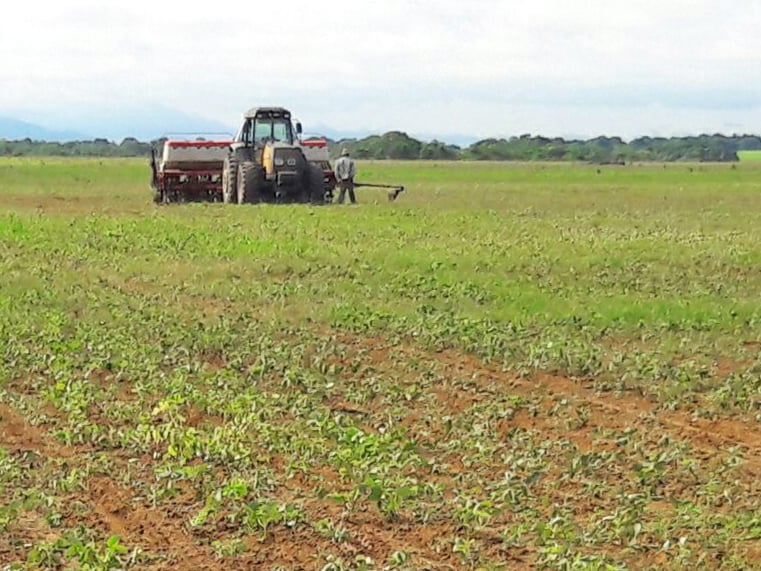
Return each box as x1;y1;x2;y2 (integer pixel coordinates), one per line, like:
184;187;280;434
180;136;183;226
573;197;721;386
231;107;307;182
223;106;321;204
235;107;302;148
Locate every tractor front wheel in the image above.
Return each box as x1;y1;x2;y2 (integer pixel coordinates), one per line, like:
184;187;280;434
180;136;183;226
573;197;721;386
237;161;261;204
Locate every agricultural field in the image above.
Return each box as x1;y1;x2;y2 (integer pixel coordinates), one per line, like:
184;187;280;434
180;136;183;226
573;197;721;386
1;157;761;570
738;150;761;162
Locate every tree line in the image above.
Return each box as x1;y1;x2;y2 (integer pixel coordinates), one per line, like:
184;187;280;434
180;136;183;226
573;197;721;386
2;132;760;163
332;132;761;162
0;137;153;157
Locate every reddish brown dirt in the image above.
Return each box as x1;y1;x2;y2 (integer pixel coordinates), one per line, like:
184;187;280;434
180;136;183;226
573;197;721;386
0;402;77;458
3;329;761;569
0;402;225;571
330;333;761;477
310;332;761;566
83;476;223;570
1;403;75;563
0;400;509;570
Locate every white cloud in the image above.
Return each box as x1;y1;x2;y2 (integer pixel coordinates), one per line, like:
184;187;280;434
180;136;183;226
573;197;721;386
2;0;760;139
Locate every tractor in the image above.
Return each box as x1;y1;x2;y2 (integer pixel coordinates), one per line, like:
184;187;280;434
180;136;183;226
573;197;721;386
222;106;327;204
149;105;404;205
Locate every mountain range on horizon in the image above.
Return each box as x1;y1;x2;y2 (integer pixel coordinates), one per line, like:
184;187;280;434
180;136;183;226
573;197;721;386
0;107;236;144
0;107;482;148
0;116;90;143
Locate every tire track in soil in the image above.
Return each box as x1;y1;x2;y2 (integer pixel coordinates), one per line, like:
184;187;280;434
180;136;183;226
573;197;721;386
333;333;761;476
0;402;226;571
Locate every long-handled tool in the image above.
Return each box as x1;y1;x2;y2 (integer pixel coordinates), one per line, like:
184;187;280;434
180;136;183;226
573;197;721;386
353;182;406;201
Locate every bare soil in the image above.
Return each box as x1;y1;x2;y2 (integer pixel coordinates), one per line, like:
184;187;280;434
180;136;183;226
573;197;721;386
2;331;760;569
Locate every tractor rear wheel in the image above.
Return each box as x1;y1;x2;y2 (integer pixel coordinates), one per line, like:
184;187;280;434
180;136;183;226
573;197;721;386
307;163;327;204
222;155;237;203
237;161;261;204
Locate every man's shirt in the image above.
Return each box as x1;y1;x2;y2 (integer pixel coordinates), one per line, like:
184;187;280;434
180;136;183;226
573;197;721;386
334;156;356;181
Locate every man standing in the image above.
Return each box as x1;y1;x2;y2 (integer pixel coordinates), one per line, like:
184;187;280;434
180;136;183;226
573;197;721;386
333;148;356;204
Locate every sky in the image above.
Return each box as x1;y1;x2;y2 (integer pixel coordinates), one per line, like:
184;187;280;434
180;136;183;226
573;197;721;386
2;0;761;142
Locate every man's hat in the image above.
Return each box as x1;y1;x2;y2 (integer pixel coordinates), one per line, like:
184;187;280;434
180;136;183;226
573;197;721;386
341;148;350;156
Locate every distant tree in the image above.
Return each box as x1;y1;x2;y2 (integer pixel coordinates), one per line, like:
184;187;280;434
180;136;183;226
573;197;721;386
119;137;151;156
420;140;460;160
380;131;422;159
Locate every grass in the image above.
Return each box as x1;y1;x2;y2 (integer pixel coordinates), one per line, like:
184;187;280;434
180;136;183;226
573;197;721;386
1;157;761;570
738;150;761;162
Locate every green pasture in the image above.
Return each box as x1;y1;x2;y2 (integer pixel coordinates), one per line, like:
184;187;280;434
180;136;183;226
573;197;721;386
1;157;761;569
738;150;761;162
